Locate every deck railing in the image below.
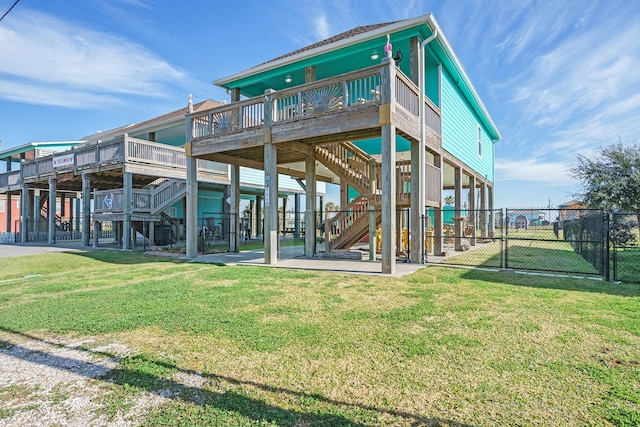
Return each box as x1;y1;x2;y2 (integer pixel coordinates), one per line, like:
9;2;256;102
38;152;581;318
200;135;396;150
189;64;441;144
190;97;265;139
271;66;382;124
17;134;227;181
0;170;21;188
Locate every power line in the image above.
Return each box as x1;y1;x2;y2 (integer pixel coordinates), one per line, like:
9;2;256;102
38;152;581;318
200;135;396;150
0;0;21;24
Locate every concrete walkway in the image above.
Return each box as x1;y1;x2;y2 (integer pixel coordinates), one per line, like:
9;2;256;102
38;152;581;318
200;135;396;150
192;248;426;278
0;241;427;278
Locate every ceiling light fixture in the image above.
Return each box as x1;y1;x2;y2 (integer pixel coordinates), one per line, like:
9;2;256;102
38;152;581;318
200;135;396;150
370;53;379;60
285;77;292;83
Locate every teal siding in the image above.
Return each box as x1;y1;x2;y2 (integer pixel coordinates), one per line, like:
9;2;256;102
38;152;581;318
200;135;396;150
426;55;440;107
441;70;494;181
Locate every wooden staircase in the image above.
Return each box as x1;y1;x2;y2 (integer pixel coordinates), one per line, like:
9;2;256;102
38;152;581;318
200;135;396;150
324;195;382;251
315;141;419;253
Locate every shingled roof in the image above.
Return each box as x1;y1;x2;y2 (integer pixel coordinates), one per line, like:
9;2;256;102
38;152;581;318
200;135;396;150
262;21;399;65
81;99;221;141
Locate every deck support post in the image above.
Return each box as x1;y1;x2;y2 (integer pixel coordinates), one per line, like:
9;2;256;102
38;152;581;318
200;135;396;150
468;174;476;246
294;193;301;239
454;166;463;251
230;163;240;252
410;140;425;263
264;89;278;265
5;193;11;235
122;172;132;250
304;152;316;257
20;184;29;242
488;185;495;237
264;143;278;264
380;57;397;274
255;196;262;238
75;195;81;240
48;177;56;245
433;154;444;255
479;181;488;239
185;155;198;258
33;190;40;242
82;174;90;246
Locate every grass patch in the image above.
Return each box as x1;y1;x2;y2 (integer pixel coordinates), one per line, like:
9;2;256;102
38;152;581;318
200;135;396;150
0;251;638;425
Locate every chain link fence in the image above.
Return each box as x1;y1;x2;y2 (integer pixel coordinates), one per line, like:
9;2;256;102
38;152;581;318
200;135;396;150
611;212;640;283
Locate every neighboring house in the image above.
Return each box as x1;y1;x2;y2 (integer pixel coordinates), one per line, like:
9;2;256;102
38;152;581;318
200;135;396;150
0;101;325;246
558;200;587;221
185;13;501;273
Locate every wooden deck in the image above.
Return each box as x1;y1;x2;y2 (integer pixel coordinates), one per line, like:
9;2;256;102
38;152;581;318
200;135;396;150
188;64;442;177
0;135;229;193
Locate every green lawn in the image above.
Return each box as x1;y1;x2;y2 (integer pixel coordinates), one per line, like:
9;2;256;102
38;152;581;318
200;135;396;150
0;251;638;426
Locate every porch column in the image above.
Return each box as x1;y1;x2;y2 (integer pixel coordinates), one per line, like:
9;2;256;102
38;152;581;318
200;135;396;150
20;184;29;242
264;89;278;264
82;174;91;246
293;194;301;238
433;154;444;255
48;177;56;245
5;193;11;234
304;153;316;257
468;175;476;246
122;172;132;250
454;166;463;251
380;57;397;274
230;163;240;252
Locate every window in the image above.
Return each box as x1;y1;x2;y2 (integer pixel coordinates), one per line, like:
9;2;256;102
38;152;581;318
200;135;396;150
477;125;482;157
0;199;4;212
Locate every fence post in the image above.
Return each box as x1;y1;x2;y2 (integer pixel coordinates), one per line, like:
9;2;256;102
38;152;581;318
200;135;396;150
603;211;610;281
504;209;509;269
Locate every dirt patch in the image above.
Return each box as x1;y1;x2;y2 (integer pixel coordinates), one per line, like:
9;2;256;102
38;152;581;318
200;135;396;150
0;333;167;426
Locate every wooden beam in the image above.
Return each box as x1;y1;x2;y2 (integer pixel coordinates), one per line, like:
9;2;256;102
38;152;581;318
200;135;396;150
277;141;313;155
202;152;335;183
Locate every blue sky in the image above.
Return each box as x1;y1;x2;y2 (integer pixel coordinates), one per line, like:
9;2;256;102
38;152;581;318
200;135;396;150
0;0;638;208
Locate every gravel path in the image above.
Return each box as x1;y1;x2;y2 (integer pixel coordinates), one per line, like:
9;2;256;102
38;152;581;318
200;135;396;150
0;333;167;426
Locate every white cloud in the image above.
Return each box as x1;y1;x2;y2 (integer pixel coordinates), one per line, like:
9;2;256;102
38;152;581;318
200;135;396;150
495;158;575;185
0;10;185;108
313;12;330;40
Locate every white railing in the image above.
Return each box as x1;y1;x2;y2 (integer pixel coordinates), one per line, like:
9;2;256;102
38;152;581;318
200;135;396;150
18;134;227;181
190;97;265;138
94;179;186;215
153;179;186;213
271;66;382;124
395;72;419;116
0;170;22;188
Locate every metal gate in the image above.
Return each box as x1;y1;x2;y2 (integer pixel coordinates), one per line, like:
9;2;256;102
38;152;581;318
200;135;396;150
432;208;609;279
